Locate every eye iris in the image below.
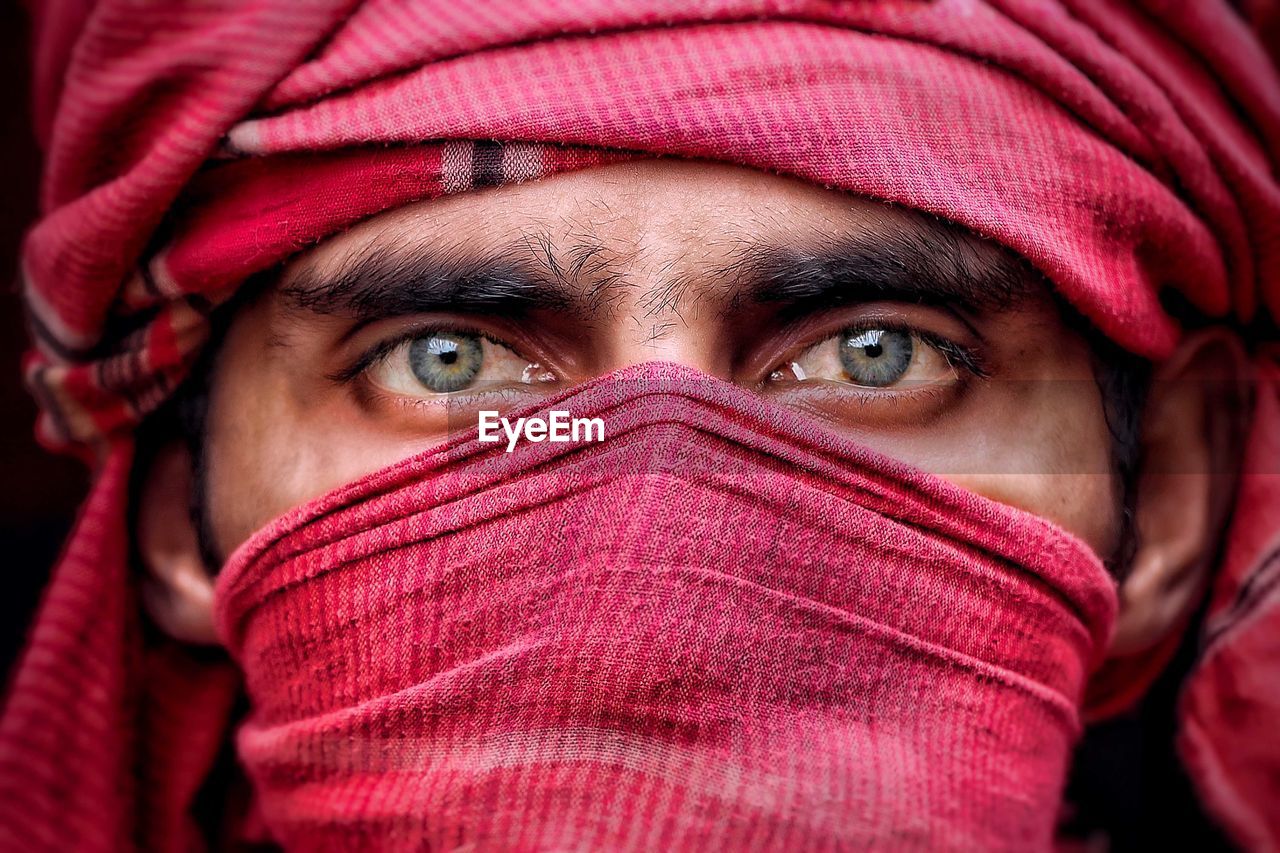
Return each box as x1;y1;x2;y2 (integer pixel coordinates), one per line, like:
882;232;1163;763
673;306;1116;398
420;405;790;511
408;332;483;392
838;329;913;387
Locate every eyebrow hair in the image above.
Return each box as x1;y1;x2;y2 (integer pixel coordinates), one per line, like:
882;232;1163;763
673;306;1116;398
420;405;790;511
736;218;1037;313
279;239;581;319
278;212;1038;324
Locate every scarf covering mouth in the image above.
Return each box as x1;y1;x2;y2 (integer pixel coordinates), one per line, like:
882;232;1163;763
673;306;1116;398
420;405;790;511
214;362;1117;851
2;0;1279;849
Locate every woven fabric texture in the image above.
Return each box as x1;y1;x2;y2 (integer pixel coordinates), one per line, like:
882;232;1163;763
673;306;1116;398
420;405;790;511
3;1;1280;849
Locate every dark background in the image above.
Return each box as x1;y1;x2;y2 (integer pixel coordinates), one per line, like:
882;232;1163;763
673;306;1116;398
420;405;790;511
0;6;86;678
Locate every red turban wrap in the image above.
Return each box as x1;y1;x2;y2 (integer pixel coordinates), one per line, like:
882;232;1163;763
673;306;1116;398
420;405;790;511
3;1;1279;849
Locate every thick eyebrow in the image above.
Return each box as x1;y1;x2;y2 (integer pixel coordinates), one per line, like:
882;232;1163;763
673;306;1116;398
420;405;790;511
278;235;625;320
738;218;1037;313
279;212;1037;324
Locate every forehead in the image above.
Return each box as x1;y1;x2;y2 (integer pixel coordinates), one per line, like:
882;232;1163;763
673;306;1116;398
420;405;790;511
285;159;987;280
276;159;1044;325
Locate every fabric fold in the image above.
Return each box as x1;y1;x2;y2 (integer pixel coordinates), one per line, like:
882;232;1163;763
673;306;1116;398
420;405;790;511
215;363;1117;851
5;1;1279;848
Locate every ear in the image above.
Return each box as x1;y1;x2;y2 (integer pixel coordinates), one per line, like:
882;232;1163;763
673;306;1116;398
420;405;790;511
136;441;219;645
1090;329;1249;713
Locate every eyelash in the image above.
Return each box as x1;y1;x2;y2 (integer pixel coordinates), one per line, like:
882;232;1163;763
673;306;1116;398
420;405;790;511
878;322;988;378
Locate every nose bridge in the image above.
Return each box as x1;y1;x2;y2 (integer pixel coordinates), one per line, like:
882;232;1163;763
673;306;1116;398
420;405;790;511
602;257;736;378
606;318;731;377
546;159;788;379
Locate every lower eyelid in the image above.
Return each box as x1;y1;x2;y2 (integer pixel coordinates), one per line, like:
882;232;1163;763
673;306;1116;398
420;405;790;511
361;382;542;412
766;380;962;425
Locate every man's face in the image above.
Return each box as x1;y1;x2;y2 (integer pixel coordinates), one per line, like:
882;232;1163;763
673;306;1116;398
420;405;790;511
201;160;1122;564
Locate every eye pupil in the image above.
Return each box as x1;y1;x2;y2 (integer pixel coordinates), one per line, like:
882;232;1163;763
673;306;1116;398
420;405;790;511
839;328;913;387
409;332;483;392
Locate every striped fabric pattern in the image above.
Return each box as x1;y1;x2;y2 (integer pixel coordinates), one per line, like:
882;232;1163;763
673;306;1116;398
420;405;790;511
25;139;618;453
19;0;1280;457
212;363;1119;849
4;1;1280;850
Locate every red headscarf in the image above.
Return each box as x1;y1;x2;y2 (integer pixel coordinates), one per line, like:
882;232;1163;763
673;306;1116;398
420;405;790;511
3;1;1279;849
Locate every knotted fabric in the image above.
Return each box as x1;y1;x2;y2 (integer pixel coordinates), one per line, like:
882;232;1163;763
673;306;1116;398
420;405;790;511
216;363;1117;851
3;1;1280;850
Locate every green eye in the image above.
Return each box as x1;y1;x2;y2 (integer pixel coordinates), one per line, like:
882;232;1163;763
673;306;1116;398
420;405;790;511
407;331;483;392
838;328;914;387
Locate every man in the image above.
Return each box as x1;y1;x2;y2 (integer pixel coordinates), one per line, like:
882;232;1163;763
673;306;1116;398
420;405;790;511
2;1;1278;850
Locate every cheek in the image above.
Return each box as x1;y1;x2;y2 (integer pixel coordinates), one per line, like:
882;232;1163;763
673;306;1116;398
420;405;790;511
942;379;1124;558
205;395;450;562
202;314;443;562
953;472;1121;557
818;367;1123;557
203;378;1124;567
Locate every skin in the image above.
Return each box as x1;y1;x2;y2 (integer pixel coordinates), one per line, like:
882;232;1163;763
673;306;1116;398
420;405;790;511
138;161;1247;702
